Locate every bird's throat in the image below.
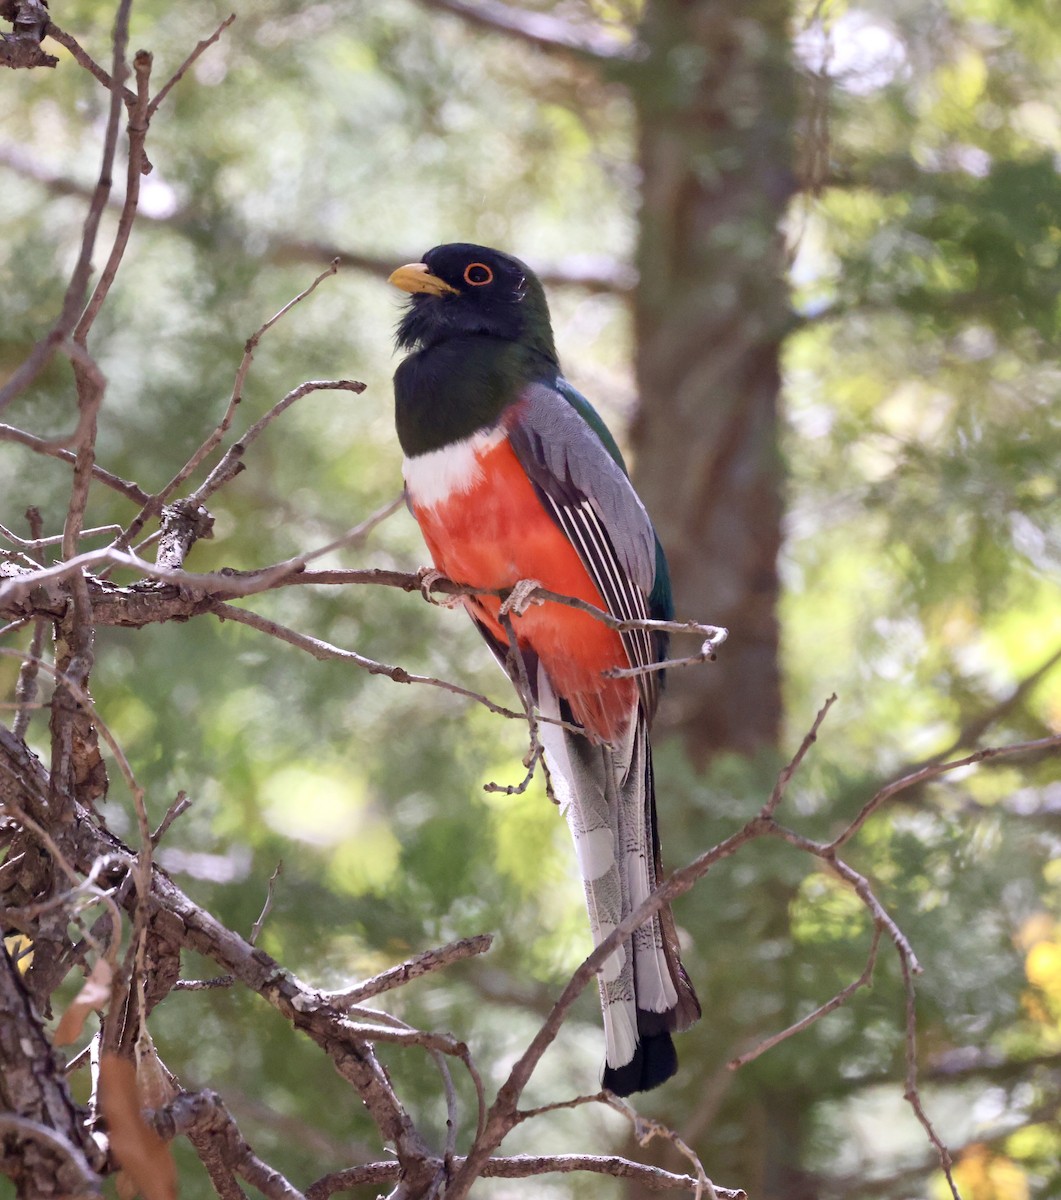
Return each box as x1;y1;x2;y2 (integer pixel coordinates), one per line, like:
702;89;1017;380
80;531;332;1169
393;335;552;457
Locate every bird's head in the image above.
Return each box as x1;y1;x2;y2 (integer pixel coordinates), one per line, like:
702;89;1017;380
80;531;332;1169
389;243;557;364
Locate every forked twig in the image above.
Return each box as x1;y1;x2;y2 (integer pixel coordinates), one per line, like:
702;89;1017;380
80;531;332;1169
728;926;883;1069
325;934;494;1007
147;13;236;118
602;1093;716;1200
120;262;347;548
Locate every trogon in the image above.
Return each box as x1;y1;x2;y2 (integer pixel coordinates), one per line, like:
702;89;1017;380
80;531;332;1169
389;243;700;1095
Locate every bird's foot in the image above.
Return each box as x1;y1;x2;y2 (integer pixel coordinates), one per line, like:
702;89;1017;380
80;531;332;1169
500;577;544;616
416;566;462;608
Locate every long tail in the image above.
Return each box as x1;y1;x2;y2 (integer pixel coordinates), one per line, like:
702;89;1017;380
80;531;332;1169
537;670;701;1095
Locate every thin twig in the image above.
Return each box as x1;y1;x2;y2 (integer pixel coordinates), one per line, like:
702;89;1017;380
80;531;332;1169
72;44;151;343
515;1091;607;1123
0;424;150;502
602;638;723;679
150;791;192;845
173;976;235;991
727;926;883;1069
12;507;46;739
307;1155;743;1198
602;1094;716;1200
43;21;134;99
190;377;365;508
210;601;541;723
0;547;119;607
900;944;960;1200
483;609;544;795
763;693;837;817
325;934;494;1007
0;3;129;415
147;13;236;118
119;263;347;548
495;582;728;647
828;739;1061;852
0;521;126;551
249;861;283;947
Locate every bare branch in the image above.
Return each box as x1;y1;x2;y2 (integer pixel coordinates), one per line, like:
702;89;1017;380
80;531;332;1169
249;861;283;948
120;264;348;548
43;21;131;96
12;508;46;740
72;44;151;344
150;1090;303;1200
307;1154;746;1198
727;927;882;1069
147;13;236;118
609;1095;718;1199
764;693;837;817
482;608;545;794
210;601;539;724
172;976;235;992
514;1091;607;1123
900;949;959;1200
191;378;366;511
412;0;637;62
1;521;126;553
0;1;130;414
0;423;150;503
0;1115;99;1197
326;934;494;1008
914;640;1061;766
829;736;1061;852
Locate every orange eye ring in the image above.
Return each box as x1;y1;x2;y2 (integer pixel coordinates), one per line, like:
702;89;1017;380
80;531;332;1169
463;262;494;286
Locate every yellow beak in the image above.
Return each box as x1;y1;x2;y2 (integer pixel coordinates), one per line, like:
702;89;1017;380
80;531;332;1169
388;262;459;297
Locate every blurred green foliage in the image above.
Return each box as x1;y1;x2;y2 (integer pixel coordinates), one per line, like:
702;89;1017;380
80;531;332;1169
2;0;1060;1197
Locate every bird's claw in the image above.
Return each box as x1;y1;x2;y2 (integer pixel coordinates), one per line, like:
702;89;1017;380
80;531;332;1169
500;578;544;616
417;566;462;608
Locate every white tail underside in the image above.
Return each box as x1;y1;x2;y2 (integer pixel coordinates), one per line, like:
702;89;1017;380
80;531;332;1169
537;669;677;1070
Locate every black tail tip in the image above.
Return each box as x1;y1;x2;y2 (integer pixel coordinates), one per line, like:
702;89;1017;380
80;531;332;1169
602;1033;679;1097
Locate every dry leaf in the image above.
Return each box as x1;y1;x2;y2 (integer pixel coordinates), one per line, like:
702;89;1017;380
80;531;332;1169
136;1028;179;1110
100;1054;178;1200
54;958;113;1047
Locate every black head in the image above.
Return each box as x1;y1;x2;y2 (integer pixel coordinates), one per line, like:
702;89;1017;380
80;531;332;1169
390;243;557;364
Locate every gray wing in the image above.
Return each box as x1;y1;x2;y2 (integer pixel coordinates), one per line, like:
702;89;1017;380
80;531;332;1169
508;381;660;714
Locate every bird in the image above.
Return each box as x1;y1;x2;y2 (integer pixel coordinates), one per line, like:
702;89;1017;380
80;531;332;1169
388;243;700;1095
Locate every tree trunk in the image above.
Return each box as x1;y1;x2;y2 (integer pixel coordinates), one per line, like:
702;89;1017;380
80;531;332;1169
630;0;794;763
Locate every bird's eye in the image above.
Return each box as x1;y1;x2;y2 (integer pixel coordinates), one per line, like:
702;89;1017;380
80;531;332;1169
463;262;494;286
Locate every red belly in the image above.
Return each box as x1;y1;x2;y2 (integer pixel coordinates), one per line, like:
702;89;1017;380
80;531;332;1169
411;438;636;742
